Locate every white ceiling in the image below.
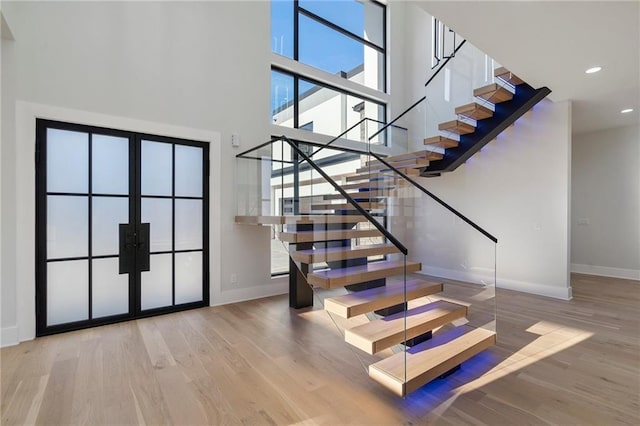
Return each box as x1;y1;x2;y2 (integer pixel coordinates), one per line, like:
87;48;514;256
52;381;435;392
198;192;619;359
416;1;640;135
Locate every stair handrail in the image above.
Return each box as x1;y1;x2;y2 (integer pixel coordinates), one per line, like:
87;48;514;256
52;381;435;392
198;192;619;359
236;136;409;255
282;136;408;255
235;136;281;159
366;151;498;243
245;138;498;244
298;41;469;158
368;40;468;142
310;117;408;158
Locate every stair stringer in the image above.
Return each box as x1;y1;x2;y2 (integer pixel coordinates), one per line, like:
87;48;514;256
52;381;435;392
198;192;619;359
421;83;552;175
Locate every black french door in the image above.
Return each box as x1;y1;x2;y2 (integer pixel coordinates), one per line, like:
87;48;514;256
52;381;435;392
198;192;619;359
35;119;209;336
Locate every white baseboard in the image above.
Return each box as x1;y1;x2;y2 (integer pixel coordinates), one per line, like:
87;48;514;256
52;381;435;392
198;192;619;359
211;278;289;307
1;326;19;348
497;277;572;300
1;280;289;348
571;264;640;281
419;266;573;300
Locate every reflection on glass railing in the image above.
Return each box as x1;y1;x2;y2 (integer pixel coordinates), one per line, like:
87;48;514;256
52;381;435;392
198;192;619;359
237;121;496;395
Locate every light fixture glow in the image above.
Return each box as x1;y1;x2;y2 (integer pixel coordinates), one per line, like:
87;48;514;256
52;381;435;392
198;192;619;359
585;66;602;74
621;108;634;114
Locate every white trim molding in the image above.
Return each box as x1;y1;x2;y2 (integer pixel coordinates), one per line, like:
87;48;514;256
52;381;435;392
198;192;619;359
571;264;640;281
419;267;573;301
1;326;19;348
211;276;288;308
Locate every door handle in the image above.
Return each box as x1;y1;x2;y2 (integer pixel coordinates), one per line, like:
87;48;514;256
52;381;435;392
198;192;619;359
119;223;135;274
119;223;150;273
137;223;150;272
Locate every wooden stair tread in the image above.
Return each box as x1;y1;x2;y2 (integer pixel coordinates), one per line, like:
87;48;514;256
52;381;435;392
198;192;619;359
235;215;369;225
423;136;459;149
454;103;494;120
356;158;429;173
473;83;514;103
341;181;397;190
437;120;476;135
345;300;467;354
345;169;418;182
392;168;420;177
311;202;385;211
307;260;421;289
325;279;443;318
277;228;381;243
272;173;351;190
367;150;443;165
290;243;399;264
369;326;496;396
323;190;392;200
494;67;524;86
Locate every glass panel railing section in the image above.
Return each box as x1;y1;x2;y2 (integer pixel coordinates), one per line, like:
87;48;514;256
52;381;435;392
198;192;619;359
298;143;412;380
237;137;496;396
236;139;293;274
384;173;497;332
236;140;280;218
361;154;496;395
236;137;413;380
366;118;409;150
423;41;505;149
308;118;408;160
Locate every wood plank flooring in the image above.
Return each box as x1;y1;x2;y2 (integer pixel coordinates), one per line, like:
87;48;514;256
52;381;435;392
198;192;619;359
2;273;639;425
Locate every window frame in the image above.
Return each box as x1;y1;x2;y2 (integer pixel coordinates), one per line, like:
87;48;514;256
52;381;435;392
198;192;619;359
295;0;387;92
271;66;387;133
269;0;388;277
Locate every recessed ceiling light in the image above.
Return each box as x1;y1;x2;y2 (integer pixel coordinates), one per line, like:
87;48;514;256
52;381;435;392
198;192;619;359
585;66;602;74
621;108;634;114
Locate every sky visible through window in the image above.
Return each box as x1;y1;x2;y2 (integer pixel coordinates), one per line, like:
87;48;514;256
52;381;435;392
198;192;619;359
271;0;367;112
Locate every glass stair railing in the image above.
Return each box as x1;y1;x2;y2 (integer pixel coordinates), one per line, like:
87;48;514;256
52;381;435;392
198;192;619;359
368;40;550;176
235;134;497;397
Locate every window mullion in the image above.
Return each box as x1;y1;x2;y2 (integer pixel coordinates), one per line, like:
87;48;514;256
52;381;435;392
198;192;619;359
297;6;384;53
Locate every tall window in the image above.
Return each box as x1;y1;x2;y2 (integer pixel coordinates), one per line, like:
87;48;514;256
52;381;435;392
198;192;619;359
271;68;386;140
271;0;387;138
269;1;387;275
272;0;385;92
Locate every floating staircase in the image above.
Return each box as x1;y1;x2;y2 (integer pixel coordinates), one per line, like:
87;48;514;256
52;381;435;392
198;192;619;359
422;67;551;174
237;209;495;395
365;67;550;176
235;159;497;395
233;65;543;397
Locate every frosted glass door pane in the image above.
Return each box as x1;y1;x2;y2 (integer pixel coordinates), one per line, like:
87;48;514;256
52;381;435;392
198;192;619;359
141;254;172;310
93;197;129;256
93;134;129;195
175;252;202;304
175;145;203;197
47;129;88;193
92;258;129;318
141;141;172;196
47;260;88;326
47;196;88;259
141;198;173;252
175;200;202;250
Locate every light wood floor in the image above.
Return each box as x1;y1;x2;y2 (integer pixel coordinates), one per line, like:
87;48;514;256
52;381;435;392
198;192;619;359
1;273;639;425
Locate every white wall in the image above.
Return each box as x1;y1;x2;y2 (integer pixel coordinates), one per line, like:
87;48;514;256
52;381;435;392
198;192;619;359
1;1;285;346
0;7;8;346
390;2;573;300
407;100;573;299
571;125;640;280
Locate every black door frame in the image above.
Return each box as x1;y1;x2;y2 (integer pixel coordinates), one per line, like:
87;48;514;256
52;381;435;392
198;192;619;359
35;119;210;336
